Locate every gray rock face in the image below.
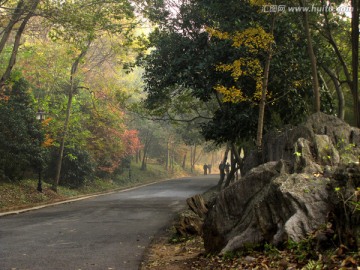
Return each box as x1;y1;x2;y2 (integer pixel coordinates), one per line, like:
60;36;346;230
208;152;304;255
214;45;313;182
242;112;360;175
203;113;360;254
203;161;330;253
330;164;360;248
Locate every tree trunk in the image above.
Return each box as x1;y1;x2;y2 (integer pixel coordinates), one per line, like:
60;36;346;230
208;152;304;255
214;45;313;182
135;149;139;163
166;137;170;170
0;0;40;88
193;144;196;170
211;152;214;169
322;66;345;120
191;144;197;172
351;0;359;127
323;8;353;89
190;146;193;172
231;143;243;178
171;145;175;172
300;0;320;113
217;143;230;189
53;41;91;192
0;0;25;54
224;148;236;187
323;2;357;124
182;152;187;169
141;148;147;170
141;131;152;171
256;16;274;149
138;149;142;163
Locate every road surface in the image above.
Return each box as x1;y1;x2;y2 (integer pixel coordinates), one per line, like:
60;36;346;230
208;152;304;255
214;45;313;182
0;175;218;270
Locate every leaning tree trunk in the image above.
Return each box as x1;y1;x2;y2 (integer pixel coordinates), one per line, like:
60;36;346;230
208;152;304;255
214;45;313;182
53;41;91;192
0;0;26;54
323;3;358;124
182;151;187;169
351;0;359;127
300;0;320;113
224;149;237;188
0;0;40;88
190;144;197;173
217;143;230;189
256;14;275;149
141;144;149;171
166;136;170;170
322;66;345;120
223;143;244;187
135;149;140;163
170;145;175;172
141;131;152;171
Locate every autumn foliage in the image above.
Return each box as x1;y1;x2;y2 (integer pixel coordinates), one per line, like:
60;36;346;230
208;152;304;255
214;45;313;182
207;26;273;103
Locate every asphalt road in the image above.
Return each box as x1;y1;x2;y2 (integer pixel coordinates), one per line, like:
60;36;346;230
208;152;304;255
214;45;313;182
0;175;218;270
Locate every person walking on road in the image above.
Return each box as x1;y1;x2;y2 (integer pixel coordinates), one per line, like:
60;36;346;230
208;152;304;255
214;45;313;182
219;161;225;180
203;164;208;175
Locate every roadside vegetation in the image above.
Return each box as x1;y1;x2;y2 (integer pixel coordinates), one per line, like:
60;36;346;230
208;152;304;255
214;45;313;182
1;0;360;268
142;233;360;270
0;163;200;213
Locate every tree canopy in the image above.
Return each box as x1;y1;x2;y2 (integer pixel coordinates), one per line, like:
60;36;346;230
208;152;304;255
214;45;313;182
140;0;327;145
0;0;358;190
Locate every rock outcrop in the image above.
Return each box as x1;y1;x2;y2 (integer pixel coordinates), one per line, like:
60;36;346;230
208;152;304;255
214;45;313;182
175;194;210;236
203;113;360;254
242;112;360;175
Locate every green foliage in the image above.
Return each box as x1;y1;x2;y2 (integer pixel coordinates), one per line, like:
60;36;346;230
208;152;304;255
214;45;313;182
168;231;190;244
201;102;259;144
43;0;136;44
263;242;280;258
335;138;357;163
0;0;208;191
45;147;95;188
0;78;43;181
302;259;324;270
286;238;317;263
222;250;241;261
140;0;328;145
334;186;360;214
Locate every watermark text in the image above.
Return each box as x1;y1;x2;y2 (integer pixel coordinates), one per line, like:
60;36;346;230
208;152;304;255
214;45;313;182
262;4;353;14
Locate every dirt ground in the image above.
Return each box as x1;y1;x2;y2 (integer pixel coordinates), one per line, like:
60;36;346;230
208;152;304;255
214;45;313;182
140;229;360;270
140;186;359;270
140;233;207;270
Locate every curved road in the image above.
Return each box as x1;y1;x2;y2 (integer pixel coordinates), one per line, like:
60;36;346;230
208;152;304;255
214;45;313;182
0;175;218;270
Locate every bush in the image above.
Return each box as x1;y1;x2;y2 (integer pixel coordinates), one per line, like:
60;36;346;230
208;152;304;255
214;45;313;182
0;78;42;181
45;147;94;188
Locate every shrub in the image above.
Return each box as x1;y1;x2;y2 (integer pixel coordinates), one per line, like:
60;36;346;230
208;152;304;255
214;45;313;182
0;78;42;181
45;147;94;188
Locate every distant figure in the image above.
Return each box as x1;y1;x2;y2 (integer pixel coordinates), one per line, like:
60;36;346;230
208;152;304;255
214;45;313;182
203;164;208;175
219;161;225;180
225;162;230;176
207;164;212;174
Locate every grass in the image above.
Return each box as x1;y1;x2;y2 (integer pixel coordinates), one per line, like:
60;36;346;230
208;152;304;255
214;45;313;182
0;162;200;213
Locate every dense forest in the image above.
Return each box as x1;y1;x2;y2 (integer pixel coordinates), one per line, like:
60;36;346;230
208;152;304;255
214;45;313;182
1;0;360;268
140;0;359;188
0;0;358;193
0;0;218;191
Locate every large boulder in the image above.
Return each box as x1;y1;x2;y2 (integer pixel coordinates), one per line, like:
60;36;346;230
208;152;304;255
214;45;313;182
329;163;360;249
203;113;360;254
174;194;211;236
242;112;360;175
203;161;331;253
